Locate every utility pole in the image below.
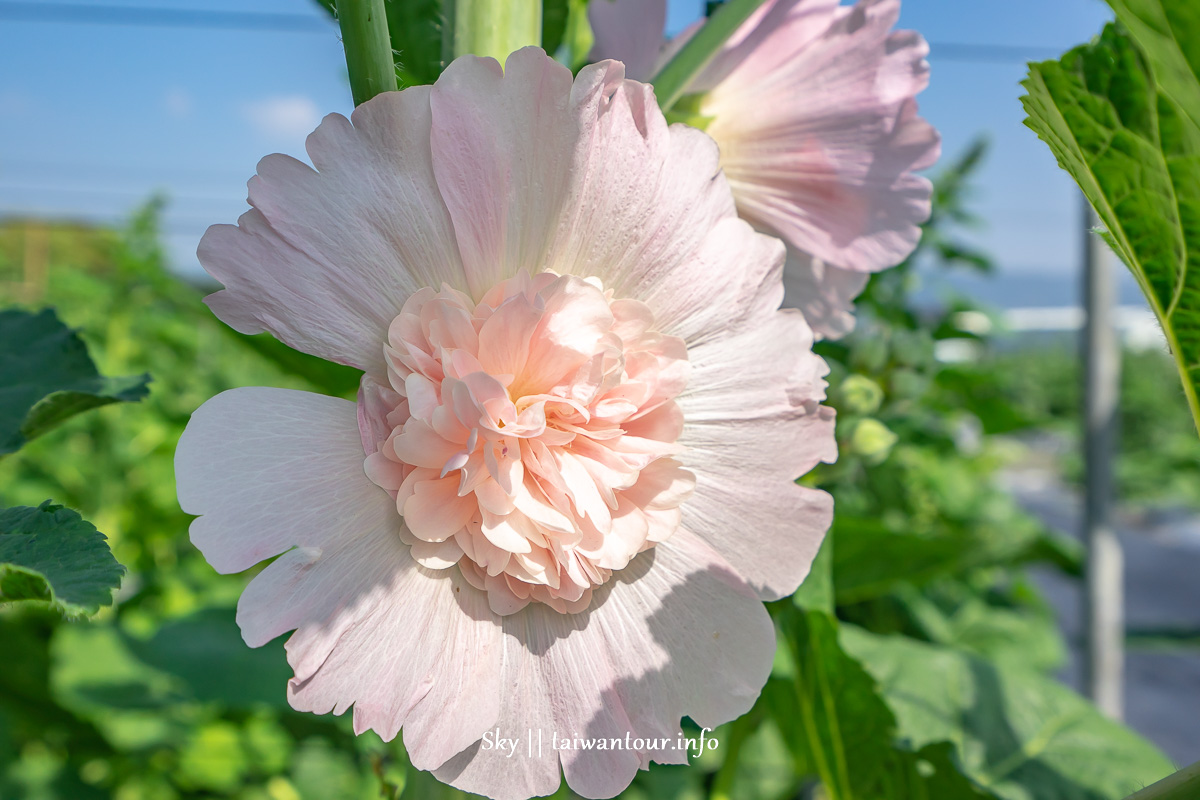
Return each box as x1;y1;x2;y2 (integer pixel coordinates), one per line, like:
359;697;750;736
1082;197;1123;719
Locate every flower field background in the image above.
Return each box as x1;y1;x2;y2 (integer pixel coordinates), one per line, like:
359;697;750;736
1;137;1192;799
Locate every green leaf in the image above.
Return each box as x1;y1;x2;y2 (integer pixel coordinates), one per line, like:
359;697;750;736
831;514;1043;606
0;308;150;455
174;721;250;793
122;607;294;709
543;0;593;70
1021;23;1200;432
841;625;1175;800
896;581;1066;674
0;502;124;616
709;713;795;800
1106;0;1200;131
542;0;570;56
793;530;833;614
769;605;997;800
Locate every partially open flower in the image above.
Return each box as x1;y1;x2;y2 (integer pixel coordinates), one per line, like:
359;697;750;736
176;48;834;800
590;0;941;338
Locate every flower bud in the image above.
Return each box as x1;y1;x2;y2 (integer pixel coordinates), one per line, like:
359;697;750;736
848;418;898;465
837;374;884;415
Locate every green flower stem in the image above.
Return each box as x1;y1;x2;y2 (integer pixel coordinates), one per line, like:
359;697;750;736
336;0;397;106
443;0;542;64
650;0;771;112
1126;760;1200;800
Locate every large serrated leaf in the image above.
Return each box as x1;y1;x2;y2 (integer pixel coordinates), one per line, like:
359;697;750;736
770;607;997;800
841;625;1174;800
0;502;124;616
1106;0;1200;130
0;308;150;455
1021;22;1200;431
768;537;995;799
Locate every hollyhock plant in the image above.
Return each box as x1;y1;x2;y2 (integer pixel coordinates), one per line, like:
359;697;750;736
590;0;941;338
176;47;835;800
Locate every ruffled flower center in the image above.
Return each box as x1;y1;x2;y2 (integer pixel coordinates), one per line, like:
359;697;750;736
365;272;695;615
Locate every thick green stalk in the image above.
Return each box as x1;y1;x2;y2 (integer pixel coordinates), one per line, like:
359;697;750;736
336;0;397;106
1126;760;1200;800
650;0;771;112
444;0;541;64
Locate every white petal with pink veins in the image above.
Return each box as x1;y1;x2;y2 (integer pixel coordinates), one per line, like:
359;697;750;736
782;250;872;340
176;388;387;574
587;0;667;82
679;311;836;599
437;530;774;800
199;87;466;379
702;0;940;274
177;386;503;768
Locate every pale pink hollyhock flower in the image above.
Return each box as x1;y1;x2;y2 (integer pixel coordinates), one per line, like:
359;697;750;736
589;0;941;338
176;48;834;800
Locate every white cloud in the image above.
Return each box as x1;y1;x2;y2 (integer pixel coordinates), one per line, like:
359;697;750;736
164;87;193;118
242;95;321;141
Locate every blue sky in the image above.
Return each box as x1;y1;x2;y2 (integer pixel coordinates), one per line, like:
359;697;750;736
0;0;1113;284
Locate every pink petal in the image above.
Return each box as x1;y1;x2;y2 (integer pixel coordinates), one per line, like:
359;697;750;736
587;0;667;82
698;0;844;91
176;388;388;574
358;376;402;456
476;290;540;378
245;545;502;768
651;218;785;345
521;276;615;394
548;76;740;324
199;87;465;378
178;386;503;768
429;49;576;298
678;312;836;599
435;530;774;800
411;538;466;569
700;0;940;273
782;249;871;340
390;419;462;470
429;50;780;358
403;476;479;542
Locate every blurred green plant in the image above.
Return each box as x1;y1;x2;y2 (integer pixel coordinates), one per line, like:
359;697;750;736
0;206;387;800
0;308;148;456
944;343;1200;508
1;287;149;620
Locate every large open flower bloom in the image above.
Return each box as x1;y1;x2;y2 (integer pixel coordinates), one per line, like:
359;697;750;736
175;48;834;800
590;0;941;337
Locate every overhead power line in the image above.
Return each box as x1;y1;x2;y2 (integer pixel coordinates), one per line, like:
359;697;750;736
4;2;1063;64
0;1;331;33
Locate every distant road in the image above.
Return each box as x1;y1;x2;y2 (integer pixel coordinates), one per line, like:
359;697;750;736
1004;466;1200;766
